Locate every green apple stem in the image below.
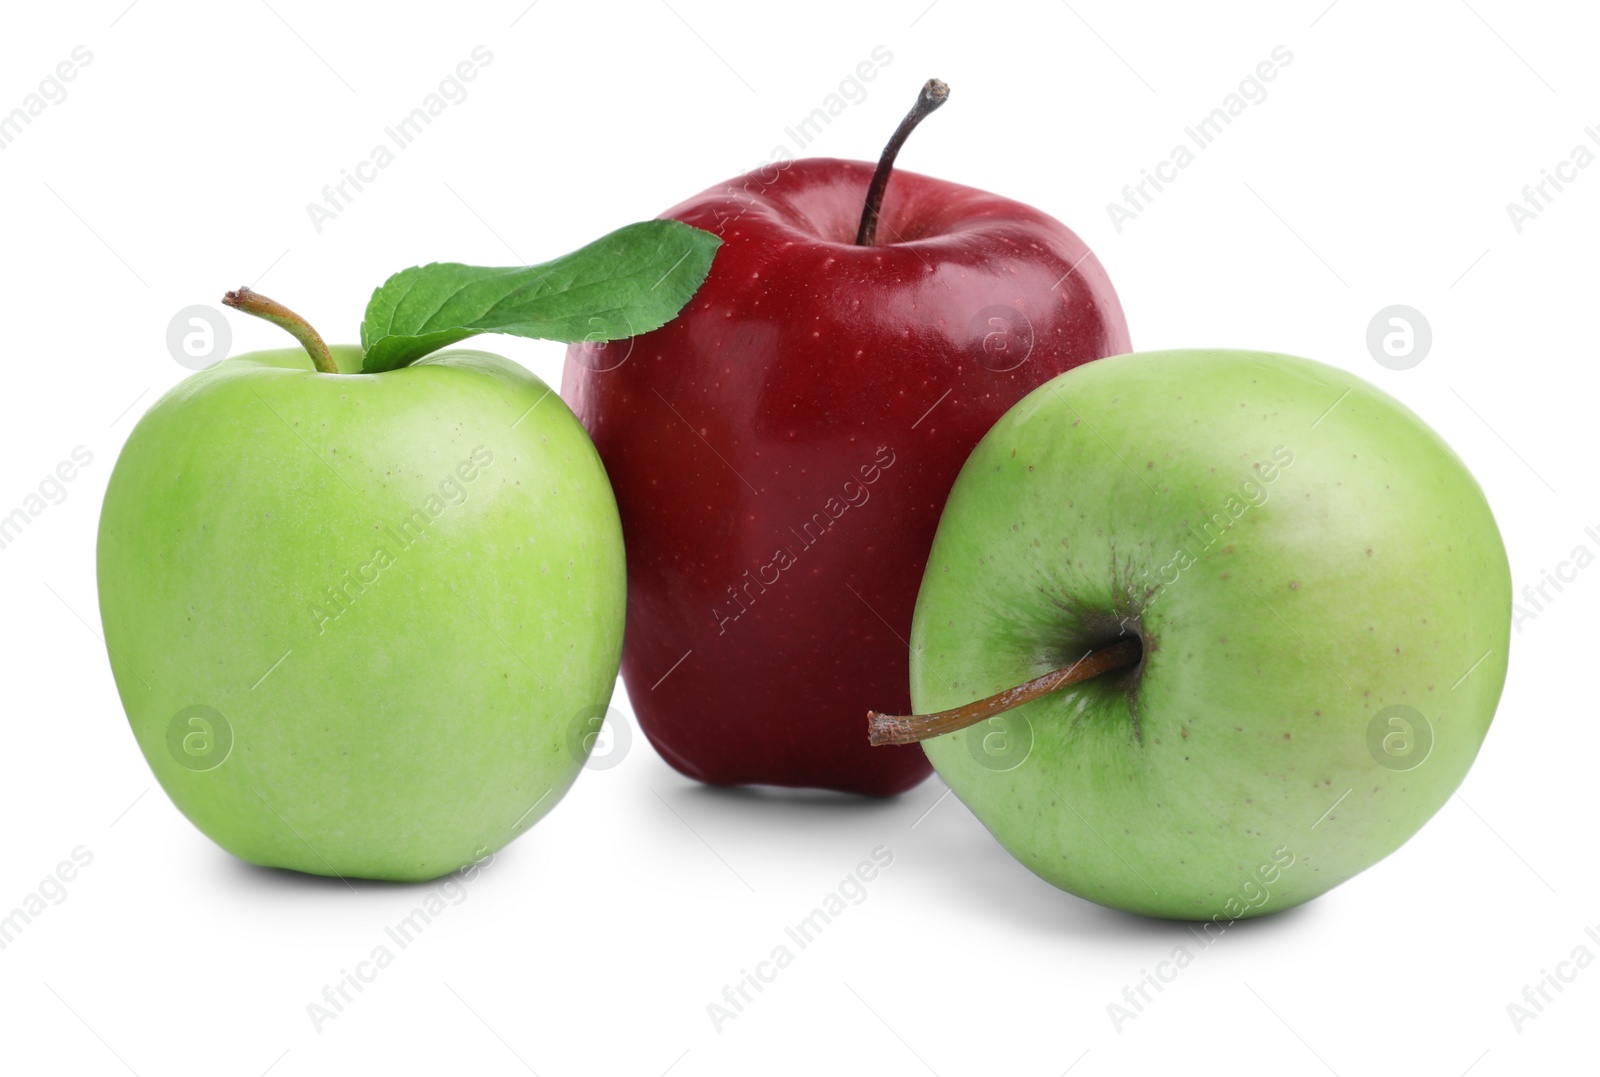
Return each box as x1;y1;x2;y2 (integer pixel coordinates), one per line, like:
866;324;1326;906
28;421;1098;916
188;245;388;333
867;637;1142;746
222;286;339;374
855;78;949;247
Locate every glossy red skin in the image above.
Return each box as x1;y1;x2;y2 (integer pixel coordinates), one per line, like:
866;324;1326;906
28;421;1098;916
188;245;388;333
562;157;1130;796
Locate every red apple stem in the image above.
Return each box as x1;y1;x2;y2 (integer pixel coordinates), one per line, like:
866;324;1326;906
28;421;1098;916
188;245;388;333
855;78;950;247
221;286;339;374
867;637;1142;746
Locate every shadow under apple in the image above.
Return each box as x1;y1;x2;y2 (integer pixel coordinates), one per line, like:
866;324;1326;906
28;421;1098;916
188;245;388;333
906;791;1325;943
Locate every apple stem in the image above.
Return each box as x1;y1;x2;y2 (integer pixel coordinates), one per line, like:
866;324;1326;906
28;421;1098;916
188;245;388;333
221;286;339;374
867;637;1142;746
854;78;949;247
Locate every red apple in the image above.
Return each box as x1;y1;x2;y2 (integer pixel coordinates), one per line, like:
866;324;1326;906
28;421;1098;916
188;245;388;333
562;83;1130;796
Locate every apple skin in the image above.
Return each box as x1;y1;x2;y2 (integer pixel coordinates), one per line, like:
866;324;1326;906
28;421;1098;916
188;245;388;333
910;349;1511;918
562;157;1130;796
97;345;625;882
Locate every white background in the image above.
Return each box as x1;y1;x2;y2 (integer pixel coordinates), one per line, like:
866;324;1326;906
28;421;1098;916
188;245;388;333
1;0;1595;1074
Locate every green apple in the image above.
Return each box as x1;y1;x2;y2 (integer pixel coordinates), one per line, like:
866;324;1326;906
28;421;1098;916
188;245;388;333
98;334;625;882
874;349;1510;919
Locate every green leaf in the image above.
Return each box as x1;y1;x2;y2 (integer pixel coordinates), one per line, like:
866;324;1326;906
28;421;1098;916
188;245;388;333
358;219;721;373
